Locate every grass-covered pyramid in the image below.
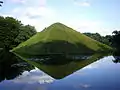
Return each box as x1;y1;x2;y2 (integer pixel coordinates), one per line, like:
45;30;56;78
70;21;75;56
13;23;112;55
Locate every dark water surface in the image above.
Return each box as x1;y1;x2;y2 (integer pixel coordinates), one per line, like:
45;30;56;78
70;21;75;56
0;51;120;90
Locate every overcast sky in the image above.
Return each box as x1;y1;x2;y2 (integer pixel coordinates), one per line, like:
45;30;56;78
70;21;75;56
0;0;119;35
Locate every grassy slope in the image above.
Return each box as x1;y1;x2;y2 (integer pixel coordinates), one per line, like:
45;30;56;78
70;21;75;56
12;23;112;55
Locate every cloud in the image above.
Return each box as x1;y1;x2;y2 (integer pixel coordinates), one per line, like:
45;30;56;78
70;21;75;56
12;6;55;19
3;0;56;31
8;0;49;17
75;2;90;6
79;83;91;88
74;0;91;7
15;6;56;31
61;20;104;34
13;68;54;84
74;83;91;89
63;20;113;36
10;0;46;6
23;0;47;7
10;0;26;3
83;64;98;69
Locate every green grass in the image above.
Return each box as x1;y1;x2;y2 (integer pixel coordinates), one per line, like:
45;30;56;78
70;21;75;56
12;23;113;55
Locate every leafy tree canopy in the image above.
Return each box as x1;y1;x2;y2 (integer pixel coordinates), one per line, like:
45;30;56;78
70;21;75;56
83;32;111;46
111;30;120;51
0;16;37;50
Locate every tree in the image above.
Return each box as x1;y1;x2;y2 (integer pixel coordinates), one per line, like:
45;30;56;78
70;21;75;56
112;30;120;35
83;32;112;46
111;30;120;51
0;16;22;50
14;25;37;45
0;16;37;50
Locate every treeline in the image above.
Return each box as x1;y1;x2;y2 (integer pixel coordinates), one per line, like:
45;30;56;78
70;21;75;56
83;33;111;46
0;16;37;50
83;31;120;52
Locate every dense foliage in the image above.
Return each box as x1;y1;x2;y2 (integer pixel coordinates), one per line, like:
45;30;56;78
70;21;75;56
14;25;37;46
111;30;120;51
0;16;37;50
83;33;111;46
84;31;120;53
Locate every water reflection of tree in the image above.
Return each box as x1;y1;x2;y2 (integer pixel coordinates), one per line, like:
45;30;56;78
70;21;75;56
0;49;34;82
113;59;120;63
113;56;120;63
113;51;120;63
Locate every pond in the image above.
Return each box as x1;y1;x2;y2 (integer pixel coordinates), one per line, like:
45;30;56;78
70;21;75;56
0;50;120;90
